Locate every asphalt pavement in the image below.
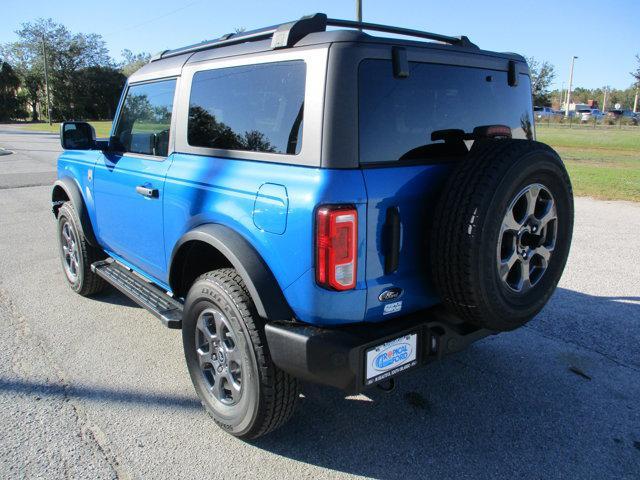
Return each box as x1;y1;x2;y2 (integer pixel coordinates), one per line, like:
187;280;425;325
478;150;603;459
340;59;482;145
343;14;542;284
0;127;638;479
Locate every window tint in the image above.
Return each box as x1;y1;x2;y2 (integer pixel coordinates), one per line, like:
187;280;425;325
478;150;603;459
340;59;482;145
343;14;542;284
113;79;176;157
359;60;534;164
188;61;306;155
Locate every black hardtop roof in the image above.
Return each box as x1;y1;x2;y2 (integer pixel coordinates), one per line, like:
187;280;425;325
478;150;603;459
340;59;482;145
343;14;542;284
131;13;526;81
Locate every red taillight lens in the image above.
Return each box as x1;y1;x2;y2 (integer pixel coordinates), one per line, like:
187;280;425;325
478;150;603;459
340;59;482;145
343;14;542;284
316;206;357;291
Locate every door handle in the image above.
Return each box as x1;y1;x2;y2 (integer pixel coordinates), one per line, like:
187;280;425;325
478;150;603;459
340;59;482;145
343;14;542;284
136;185;159;198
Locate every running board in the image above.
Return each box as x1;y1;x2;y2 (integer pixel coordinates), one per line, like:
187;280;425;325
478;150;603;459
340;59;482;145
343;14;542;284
91;260;183;329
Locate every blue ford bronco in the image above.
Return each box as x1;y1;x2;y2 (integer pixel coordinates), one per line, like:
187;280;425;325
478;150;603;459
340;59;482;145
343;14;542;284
52;13;573;439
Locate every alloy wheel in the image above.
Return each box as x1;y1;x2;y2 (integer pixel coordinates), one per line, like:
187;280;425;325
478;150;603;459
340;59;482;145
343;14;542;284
497;183;558;293
195;307;243;405
60;220;80;283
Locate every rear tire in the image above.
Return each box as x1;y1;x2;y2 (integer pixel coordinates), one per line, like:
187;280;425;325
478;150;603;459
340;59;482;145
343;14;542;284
182;268;299;439
430;139;574;331
56;202;106;296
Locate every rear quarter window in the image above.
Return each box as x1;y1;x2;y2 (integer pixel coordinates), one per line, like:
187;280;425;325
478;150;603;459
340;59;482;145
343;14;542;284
359;60;534;164
187;60;306;155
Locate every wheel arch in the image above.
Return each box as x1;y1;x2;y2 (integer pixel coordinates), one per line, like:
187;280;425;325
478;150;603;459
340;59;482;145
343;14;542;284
52;177;98;247
169;224;293;322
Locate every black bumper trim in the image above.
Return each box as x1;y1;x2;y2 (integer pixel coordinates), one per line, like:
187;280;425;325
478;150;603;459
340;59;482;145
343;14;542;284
265;307;493;394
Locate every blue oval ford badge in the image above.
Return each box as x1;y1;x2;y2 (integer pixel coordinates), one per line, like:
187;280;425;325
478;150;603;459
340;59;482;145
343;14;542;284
374;342;412;370
378;287;402;302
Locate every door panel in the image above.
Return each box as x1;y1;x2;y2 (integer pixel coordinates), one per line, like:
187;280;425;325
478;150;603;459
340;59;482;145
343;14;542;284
92;78;177;281
93;154;172;280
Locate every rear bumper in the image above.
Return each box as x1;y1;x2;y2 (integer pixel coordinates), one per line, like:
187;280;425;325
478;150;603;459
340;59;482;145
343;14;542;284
265;307;493;394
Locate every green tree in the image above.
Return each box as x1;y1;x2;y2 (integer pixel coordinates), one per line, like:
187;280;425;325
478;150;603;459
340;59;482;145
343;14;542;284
120;49;151;77
0;60;27;120
1;18;112;121
526;56;556;106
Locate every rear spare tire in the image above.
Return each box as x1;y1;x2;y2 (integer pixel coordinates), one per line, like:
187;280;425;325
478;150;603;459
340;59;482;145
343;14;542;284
430;139;573;332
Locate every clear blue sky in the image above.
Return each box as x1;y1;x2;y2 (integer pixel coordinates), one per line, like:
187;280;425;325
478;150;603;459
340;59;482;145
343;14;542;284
2;0;638;90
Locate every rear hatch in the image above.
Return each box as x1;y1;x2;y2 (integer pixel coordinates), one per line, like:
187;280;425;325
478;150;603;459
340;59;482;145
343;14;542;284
358;58;534;321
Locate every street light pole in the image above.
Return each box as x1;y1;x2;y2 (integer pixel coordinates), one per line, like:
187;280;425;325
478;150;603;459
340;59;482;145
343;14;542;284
41;35;52;125
564;56;578;117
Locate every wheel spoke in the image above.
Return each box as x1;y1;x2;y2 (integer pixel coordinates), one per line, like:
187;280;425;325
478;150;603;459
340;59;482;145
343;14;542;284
214;376;227;402
499;249;518;281
196;347;212;367
534;245;552;262
524;185;541;217
62;224;71;243
225;372;241;401
503;209;522;232
196;312;217;342
213;311;227;342
519;258;532;292
540;201;558;228
225;345;241;364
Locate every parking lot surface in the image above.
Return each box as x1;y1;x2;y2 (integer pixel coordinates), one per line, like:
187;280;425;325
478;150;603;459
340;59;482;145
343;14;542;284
0;128;638;479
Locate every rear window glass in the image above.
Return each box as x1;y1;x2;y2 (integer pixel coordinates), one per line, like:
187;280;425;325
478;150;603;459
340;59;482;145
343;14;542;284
359;60;534;164
188;61;306;155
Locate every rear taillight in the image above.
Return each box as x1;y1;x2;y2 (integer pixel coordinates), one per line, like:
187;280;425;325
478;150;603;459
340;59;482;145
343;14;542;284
316;206;357;291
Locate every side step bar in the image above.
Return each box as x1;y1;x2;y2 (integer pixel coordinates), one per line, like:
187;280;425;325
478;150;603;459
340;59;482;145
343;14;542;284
91;260;183;329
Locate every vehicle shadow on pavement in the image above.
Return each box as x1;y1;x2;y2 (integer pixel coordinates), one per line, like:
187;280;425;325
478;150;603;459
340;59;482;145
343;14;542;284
252;288;640;479
0;378;202;411
92;285;142;308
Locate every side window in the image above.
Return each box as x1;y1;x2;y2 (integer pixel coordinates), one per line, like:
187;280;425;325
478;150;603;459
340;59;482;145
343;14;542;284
113;79;177;157
188;61;306;155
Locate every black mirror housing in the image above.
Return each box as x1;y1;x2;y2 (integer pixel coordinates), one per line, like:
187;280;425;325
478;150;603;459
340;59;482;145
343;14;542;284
60;122;96;150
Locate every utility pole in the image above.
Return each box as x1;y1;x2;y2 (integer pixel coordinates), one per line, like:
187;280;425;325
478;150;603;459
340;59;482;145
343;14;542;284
634;86;639;113
41;35;52;125
564;56;578;117
602;86;608;112
356;0;363;27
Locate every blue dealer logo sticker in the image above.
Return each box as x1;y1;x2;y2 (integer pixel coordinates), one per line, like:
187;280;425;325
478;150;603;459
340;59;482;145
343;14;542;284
373;343;412;371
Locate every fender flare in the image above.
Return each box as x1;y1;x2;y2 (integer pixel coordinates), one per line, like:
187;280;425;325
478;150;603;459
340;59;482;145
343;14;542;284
52;177;98;247
169;224;293;321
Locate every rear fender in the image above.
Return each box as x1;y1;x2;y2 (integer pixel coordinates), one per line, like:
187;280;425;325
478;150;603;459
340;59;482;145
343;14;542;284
169;224;293;321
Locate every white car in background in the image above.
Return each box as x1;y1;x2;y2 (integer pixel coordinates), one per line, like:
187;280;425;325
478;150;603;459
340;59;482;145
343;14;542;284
580;108;604;122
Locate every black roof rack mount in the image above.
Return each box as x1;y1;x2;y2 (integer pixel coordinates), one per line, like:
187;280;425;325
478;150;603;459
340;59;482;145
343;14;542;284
152;12;477;62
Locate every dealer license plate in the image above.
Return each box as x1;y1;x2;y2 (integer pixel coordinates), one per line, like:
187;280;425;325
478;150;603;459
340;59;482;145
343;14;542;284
365;333;418;386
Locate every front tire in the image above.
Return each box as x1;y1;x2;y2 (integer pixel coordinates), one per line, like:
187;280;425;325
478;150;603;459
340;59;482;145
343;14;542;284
182;268;299;439
56;202;106;296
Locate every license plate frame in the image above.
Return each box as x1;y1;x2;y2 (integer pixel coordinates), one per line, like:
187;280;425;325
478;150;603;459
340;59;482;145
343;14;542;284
364;332;418;386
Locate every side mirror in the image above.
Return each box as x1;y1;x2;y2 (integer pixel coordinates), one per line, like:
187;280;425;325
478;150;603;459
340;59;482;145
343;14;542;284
60;122;96;150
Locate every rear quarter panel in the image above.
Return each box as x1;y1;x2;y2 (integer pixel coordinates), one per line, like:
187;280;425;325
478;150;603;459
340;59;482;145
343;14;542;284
163;155;369;325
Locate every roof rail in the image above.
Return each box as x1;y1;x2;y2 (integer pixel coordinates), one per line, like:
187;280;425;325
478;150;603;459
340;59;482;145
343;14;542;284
326;18;477;49
151;12;476;62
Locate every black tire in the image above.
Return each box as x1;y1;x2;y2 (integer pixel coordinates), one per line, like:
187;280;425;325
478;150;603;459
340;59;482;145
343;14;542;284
56;202;106;296
182;268;299;439
430;139;574;331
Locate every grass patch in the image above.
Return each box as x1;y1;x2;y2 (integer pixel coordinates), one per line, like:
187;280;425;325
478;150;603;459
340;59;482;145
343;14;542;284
537;126;640;202
17;121;113;138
